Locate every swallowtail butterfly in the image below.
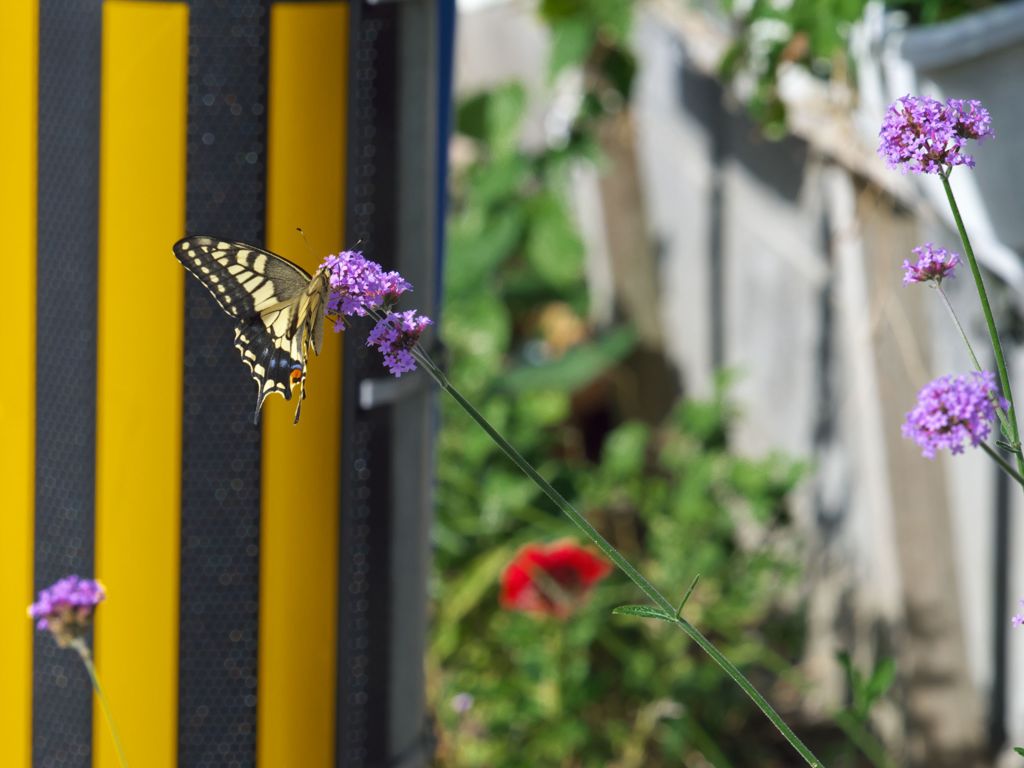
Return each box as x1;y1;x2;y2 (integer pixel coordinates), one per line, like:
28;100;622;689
173;236;329;424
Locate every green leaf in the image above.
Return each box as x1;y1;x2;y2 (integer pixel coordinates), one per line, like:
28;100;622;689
600;422;650;478
718;41;746;81
487;83;528;157
480;472;540;533
456;91;491;141
446;206;526;295
538;0;585;23
468;156;530;208
516;389;571;427
548;18;592;77
499;326;637;394
525;193;584;289
456;84;527;156
865;658;896;702
612;605;675;621
441;291;511;366
432;543;518;659
1014;746;1024;757
592;0;633;44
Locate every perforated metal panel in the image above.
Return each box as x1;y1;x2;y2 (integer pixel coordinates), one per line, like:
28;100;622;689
33;1;102;764
339;2;447;765
178;2;268;764
339;4;400;764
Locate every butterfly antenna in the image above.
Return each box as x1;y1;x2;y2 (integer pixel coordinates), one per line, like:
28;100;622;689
296;227;316;259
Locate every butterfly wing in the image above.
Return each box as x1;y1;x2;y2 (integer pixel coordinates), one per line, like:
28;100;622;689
173;235;320;422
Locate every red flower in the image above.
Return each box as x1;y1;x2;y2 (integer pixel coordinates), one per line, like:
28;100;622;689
500;541;612;619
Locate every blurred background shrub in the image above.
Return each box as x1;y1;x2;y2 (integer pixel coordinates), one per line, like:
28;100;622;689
428;53;818;764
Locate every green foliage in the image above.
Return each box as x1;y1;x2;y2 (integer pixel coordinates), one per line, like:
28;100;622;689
719;0;868;136
498;326;636;394
836;652;896;723
540;0;633;77
719;0;1010;135
457;84;529;158
434;4;814;765
525;192;585;290
433;371;808;766
612;605;676;621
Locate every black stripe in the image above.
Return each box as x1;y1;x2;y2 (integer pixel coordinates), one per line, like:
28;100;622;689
338;2;401;765
33;1;102;765
178;2;269;764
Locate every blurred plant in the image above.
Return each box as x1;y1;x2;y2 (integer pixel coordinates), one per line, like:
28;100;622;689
436;8;829;752
429;3;869;765
831;653;899;768
30;576;129;768
719;0;865;135
317;213;822;765
432;374;811;767
717;0;1010;135
539;0;637;129
836;652;895;725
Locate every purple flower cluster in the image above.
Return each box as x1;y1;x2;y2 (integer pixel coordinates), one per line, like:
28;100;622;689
902;371;1006;459
28;575;105;646
319;251;431;377
321;250;412;319
947;98;993;141
902;244;960;286
1013;600;1024;628
879;95;994;174
367;310;433;376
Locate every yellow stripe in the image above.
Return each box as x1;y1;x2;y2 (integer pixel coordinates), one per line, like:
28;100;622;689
0;1;38;765
94;3;188;767
261;3;348;765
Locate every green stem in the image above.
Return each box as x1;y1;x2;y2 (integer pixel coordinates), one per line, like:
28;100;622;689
980;442;1024;489
935;285;1012;436
71;639;130;768
413;348;824;767
831;710;899;768
676;573;701;618
940;171;1024;479
936;284;984;373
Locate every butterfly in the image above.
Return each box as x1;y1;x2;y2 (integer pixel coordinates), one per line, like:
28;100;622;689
173;235;330;424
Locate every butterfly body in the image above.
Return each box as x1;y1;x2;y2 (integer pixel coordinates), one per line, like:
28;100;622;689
173;235;329;424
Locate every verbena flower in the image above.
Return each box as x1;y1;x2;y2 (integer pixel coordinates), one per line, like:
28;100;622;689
879;95;993;174
367;310;433;377
902;371;1006;459
451;693;474;714
320;251;432;376
28;575;106;647
379;271;413;304
321;250;387;318
500;541;612;619
321;251;416;321
1013;600;1024;628
946;98;994;142
902;244;960;286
